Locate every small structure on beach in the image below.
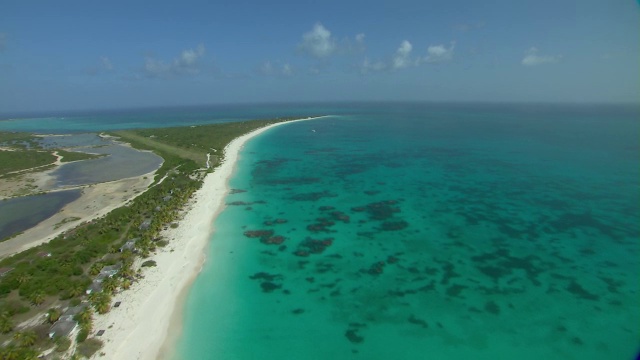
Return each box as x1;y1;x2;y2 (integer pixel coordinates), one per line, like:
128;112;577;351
86;280;103;295
86;263;122;294
63;303;88;318
100;263;122;277
119;238;139;253
139;218;152;230
48;319;78;339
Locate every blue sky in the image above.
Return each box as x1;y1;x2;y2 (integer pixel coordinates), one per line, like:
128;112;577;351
0;0;638;113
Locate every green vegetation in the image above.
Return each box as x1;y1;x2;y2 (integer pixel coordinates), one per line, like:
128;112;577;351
141;260;157;267
53;217;82;230
0;131;103;180
0;117;307;357
112;117;300;177
0;150;56;175
57;150;104;163
0;131;40;149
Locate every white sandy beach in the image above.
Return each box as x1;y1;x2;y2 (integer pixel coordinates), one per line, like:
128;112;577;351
90;117;323;360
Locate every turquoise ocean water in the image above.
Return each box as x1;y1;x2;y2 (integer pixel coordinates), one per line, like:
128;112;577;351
2;103;638;358
175;104;639;359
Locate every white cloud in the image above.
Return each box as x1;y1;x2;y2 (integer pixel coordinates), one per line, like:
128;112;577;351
360;39;456;74
144;44;206;77
100;56;113;70
144;58;171;76
359;40;415;73
259;60;293;77
522;47;561;66
392;40;414;69
282;63;293;76
360;57;387;73
355;33;365;44
424;42;455;63
298;23;336;58
87;56;114;75
0;33;7;52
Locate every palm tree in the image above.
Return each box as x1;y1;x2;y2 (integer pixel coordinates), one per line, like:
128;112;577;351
68;283;85;298
120;250;133;262
13;330;37;347
92;292;111;314
121;279;131;290
0;345;19;360
74;308;93;333
88;291;99;303
102;277;119;295
89;262;103;276
47;308;61;324
75;308;93;324
0;314;13;333
120;262;135;279
29;291;45;306
21;349;39;360
16;273;32;285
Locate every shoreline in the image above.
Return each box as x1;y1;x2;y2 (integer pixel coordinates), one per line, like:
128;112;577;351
91;116;326;360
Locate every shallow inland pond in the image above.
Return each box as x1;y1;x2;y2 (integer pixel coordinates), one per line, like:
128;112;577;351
0;190;82;240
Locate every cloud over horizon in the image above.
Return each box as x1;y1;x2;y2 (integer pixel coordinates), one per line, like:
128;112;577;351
424;42;455;63
361;39;455;73
87;56;114;75
392;40;414;69
522;47;562;66
258;60;293;77
143;44;206;77
298;23;336;58
101;56;113;70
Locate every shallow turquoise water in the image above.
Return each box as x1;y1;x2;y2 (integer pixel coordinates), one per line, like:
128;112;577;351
177;104;639;359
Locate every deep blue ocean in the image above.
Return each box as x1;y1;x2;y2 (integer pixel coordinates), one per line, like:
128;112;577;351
2;103;639;359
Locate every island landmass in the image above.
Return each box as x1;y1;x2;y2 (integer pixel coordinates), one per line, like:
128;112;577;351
0;116;323;359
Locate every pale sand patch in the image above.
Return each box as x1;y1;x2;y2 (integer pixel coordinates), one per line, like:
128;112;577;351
0;172;156;259
90;117;326;360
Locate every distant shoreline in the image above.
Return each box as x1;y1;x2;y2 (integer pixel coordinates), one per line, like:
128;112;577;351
90;116;328;359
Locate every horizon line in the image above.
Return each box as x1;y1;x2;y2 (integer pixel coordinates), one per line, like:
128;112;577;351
1;100;639;120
